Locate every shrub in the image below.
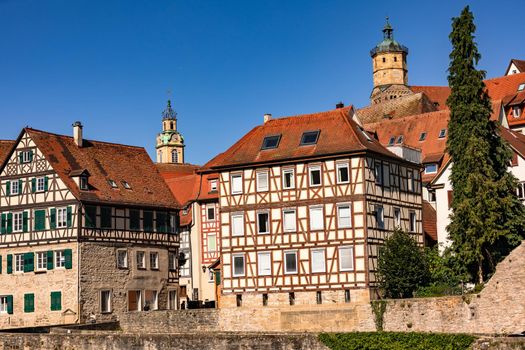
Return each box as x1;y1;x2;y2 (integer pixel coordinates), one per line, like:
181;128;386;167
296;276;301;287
318;332;476;350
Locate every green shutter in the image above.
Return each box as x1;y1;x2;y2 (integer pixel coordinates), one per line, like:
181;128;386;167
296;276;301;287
44;176;49;191
1;214;6;234
6;181;10;196
50;208;56;229
22;211;28;232
18;152;23;164
34;210;45;231
23;252;34;272
18;179;23;194
64;249;72;269
0;255;2;273
7;213;12;233
47;251;54;270
50;291;61;311
7;254;12;274
215;271;221;285
24;293;34;313
28;150;34;162
6;295;13;314
31;178;36;193
66;206;72;228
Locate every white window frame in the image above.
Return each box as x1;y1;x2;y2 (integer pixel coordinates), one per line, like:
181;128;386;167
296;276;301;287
257;252;271;276
309;165;322;187
208;234;217;252
409;211;417;233
339;246;354;272
150;252;159;270
57;207;67;228
284;251;298;274
100;290;112;313
232;254;245;277
10;180;19;195
15;253;24;273
374;162;383;185
231;173;243;195
256;171;269;192
36;177;45;192
136;251;146;269
55;250;66;268
80;176;88;190
168;252;177;271
128;290;142;312
21;151;31;163
0;296;7;313
36;252;47;271
407;171;414;192
168;290;177;310
336;162;350;184
257;211;270;234
231;212;244;236
309;206;324;231
206;204;216;221
424;163;438;174
283;209;297;232
117;250;128;268
13;211;23;232
209;179;218;192
376;205;384;229
394;207;401;227
311;248;326;273
513;106;522;118
337;204;352;229
282;168;295;189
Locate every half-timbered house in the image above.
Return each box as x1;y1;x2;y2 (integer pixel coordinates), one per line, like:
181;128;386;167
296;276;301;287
203;106;423;308
0;123;179;329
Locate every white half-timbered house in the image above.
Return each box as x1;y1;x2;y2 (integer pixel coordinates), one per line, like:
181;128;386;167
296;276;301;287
0;124;179;329
203;106;423;308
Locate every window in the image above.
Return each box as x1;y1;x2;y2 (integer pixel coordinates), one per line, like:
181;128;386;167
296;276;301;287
121;181;131;190
282;169;295;189
207;234;217;253
50;291;61;311
232;254;245;277
80;176;88;190
256;171;269;192
129;209;140;230
0;296;8;314
57;207;67;228
309;206;324;231
262;294;268;306
236;294;242;307
84;206;97;228
143;211;153;231
206;204;216;221
100;290;112;313
438;129;447;138
168;252;177;271
519;83;525;91
424;163;438;174
13;212;23;232
171;150;178;163
209;179;218;192
396;135;404;144
409;211;417;233
289;292;295;305
257;212;269;234
257;252;271;276
144;290;158;311
339;246;354;271
517;182;525;200
128;290;142;312
150;252;159;270
407;171;415;192
316;291;322;304
24;293;34;313
10;180;20;195
337;163;349;183
419;132;427;141
311;248;326;273
231;174;243;194
36;177;45;192
55;250;66;268
300;130;320;145
117;250;128;268
345;290;351;303
101;207;112;229
284;251;297;274
231;213;244;236
20;150;32;163
374;162;383;185
309;165;322;186
108;179;118;188
388;136;395;146
168;290;177;310
394;207;401;227
283;209;296;232
15;254;24;272
261;135;281;150
513;106;522;118
376;205;384;229
36;252;46;271
429;190;436;202
136;251;146;269
337;204;352;228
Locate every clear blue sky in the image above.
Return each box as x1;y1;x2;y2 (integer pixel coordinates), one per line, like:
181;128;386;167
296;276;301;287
1;0;524;165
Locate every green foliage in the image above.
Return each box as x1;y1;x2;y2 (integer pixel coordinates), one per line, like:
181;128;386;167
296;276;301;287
414;247;463;297
446;6;525;284
376;229;430;298
318;332;476;350
370;300;387;331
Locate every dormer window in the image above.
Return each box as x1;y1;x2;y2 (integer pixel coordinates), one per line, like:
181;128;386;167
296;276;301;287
396;135;404;144
438;129;447;138
108;179;118;188
300;130;320;146
261;135;281;150
80;177;88;190
121;181;131;190
518;83;525;91
424;163;438;174
388;136;395;146
419;132;427;141
513;106;522;118
209;179;218;192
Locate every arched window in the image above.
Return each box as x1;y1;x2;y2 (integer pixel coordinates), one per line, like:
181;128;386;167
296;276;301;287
171;150;178;163
158;150;163;163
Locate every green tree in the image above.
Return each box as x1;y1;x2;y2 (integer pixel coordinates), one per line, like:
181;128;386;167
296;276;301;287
446;6;525;284
377;229;430;298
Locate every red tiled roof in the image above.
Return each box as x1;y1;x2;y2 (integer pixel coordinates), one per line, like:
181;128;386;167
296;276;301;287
156;163;200;178
204;106;404;170
23;128;178;209
409;86;451;110
356;93;437;124
422;200;437;242
500;127;525;158
165;174;200;208
0;140;15;166
179;206;193;227
484;72;525;100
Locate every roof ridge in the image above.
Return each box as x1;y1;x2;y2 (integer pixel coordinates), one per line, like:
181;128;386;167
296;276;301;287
267;106;353;124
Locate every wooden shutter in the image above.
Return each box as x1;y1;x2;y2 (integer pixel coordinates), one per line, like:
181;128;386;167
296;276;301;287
50;291;61;311
0;254;2;273
50;208;56;229
64;249;73;269
18;179;23;194
6;295;13;314
18;152;23;163
6;181;10;196
1;214;6;234
24;253;34;272
6;213;12;233
28;150;34;162
22;211;28;232
31;178;36;193
66;206;72;228
34;210;45;231
24;293;34;313
447;191;453;209
44;176;49;191
47;251;54;270
7;254;12;274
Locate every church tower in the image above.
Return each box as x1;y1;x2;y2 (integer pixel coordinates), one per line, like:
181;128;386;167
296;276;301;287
370;18;410;104
155;100;185;164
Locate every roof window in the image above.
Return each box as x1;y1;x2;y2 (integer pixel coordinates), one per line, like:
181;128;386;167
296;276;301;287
108;179;118;188
359;127;372;142
438;129;447;138
121;181;131;190
518;83;525;91
419;132;427;141
261;135;281;150
388;136;395;146
300;130;320;146
396;135;404;144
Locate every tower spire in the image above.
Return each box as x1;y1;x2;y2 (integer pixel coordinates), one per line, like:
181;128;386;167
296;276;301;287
162;99;177;120
383;17;393;40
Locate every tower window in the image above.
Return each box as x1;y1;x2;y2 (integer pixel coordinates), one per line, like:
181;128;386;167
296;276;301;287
394;57;397;62
382;57;386;63
171;150;178;163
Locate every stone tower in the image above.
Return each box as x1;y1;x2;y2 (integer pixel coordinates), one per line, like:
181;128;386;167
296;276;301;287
155;100;185;164
370;18;411;104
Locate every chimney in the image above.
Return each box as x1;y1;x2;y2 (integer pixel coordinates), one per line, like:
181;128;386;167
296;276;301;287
263;113;272;123
336;102;344;109
73;121;83;147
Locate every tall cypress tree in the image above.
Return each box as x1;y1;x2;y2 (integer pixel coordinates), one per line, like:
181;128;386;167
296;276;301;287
446;6;525;284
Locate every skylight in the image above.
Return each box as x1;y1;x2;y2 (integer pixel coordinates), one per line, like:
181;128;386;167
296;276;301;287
396;135;404;144
518;83;525;91
261;135;281;150
388;136;395;146
121;181;131;190
419;132;427;141
300;130;320;146
438;129;447;138
108;179;118;188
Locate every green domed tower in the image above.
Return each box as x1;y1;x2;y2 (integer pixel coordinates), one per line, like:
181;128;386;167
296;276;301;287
155;100;185;164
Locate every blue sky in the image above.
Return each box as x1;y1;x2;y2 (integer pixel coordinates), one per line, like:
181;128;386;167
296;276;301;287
1;0;523;165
